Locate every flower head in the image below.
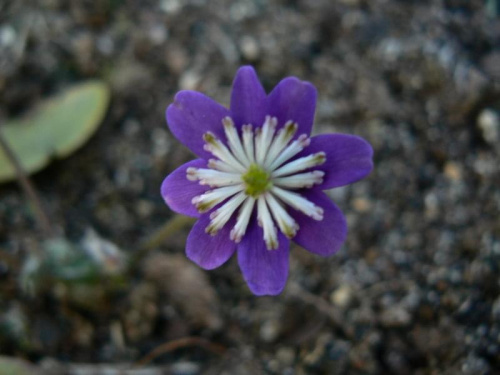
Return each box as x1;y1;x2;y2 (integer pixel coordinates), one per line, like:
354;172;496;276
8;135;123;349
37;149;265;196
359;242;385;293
161;66;373;295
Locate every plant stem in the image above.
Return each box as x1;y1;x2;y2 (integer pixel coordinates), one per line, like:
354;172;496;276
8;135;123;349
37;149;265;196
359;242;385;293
0;128;54;238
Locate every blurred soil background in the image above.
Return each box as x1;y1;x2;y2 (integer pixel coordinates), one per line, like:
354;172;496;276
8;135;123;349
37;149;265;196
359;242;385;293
0;0;500;374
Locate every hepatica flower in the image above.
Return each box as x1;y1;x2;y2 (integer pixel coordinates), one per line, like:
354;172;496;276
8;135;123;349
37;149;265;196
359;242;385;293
161;66;373;296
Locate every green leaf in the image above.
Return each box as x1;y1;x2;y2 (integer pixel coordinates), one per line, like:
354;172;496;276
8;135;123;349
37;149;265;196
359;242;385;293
0;357;37;375
0;81;110;183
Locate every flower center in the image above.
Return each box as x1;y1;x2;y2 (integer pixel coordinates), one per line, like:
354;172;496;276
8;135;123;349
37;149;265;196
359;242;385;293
186;115;326;250
242;164;271;197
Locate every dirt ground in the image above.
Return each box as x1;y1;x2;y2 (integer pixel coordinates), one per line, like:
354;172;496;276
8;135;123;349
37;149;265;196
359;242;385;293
0;0;499;374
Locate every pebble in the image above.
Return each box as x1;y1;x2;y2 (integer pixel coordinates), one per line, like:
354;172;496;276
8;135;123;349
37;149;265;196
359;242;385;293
171;362;201;375
477;109;500;144
330;285;353;308
352;197;372;213
179;70;202;90
443;161;463;182
380;306;412;328
160;0;182;14
240;36;260;61
260;319;281;343
0;25;16;47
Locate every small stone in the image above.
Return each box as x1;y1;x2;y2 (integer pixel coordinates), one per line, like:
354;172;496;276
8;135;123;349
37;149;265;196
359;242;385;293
260;319;280;343
443;161;463;182
179;70;201;90
380;306;412;327
330;285;353;308
424;192;440;220
171;361;201;375
240;36;260;61
473;153;497;177
96;35;114;56
160;0;182;14
352;197;372;213
477;109;500;144
149;24;168;45
0;25;16;47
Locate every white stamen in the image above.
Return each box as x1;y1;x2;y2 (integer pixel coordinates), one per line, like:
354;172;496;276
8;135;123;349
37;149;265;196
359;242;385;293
223;117;250;167
193;115;328;247
255;116;277;164
272;152;326;177
187;167;241;187
263;121;298;168
230;197;256;243
265;193;299;239
206;191;247;235
271;186;324;220
242;124;255;163
192;184;244;213
268;134;311;171
203;132;246;173
274;171;324;189
257;196;279;250
208;159;238;173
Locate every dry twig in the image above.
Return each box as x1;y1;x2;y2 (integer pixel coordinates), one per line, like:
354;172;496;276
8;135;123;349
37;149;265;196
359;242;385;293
135;336;226;367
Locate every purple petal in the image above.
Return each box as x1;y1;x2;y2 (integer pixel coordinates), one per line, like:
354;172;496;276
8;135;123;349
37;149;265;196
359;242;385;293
166;91;230;159
161;159;209;217
186;214;236;270
237;222;290;296
304;134;373;189
291;190;347;256
266;77;317;136
230;66;267;129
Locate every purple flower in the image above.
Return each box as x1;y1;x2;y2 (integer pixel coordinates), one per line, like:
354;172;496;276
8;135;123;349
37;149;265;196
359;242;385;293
161;66;373;296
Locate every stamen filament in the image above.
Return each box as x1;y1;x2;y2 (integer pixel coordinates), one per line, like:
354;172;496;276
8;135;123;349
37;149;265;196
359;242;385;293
263;121;298;168
268;134;310;171
272;152;326;177
208;158;238;173
265;193;299;239
223;117;250;167
257;196;279;250
255;116;277;165
273;170;324;189
242;124;255;163
203;132;246;173
271;186;324;220
206;191;247;235
230;197;256;243
192;184;244;213
187;167;242;187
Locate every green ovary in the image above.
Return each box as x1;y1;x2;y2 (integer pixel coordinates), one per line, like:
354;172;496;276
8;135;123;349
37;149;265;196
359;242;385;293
242;164;272;197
